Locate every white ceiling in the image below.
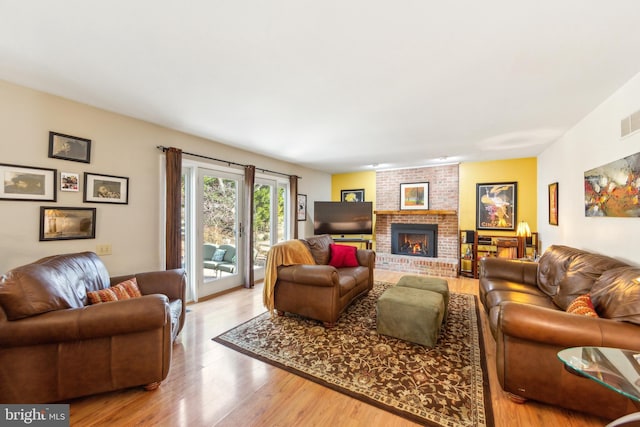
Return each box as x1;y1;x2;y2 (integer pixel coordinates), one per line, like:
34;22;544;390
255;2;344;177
2;1;640;173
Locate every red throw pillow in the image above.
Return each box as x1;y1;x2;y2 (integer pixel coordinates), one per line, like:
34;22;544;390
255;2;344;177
87;278;142;304
566;293;598;318
328;244;359;268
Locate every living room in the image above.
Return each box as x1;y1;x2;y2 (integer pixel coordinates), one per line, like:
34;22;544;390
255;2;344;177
2;75;638;276
2;2;640;426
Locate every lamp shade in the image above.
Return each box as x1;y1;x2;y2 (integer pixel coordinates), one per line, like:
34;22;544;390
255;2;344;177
516;221;531;237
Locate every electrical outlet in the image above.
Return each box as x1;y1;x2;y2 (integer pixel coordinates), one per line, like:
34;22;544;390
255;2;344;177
96;244;112;255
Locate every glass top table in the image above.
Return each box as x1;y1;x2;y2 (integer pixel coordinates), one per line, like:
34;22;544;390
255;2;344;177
558;347;640;427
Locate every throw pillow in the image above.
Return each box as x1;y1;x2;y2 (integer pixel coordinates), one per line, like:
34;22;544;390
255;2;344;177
87;278;142;304
213;249;227;262
328;244;359;268
303;235;334;265
566;294;598;318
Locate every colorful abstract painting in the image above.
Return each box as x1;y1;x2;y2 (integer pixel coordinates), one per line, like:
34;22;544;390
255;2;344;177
584;152;640;217
476;182;517;230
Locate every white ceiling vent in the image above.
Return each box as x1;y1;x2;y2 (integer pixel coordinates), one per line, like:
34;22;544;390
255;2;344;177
621;109;640;138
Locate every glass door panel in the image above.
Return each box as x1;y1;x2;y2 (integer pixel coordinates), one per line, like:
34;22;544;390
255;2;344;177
253;180;275;280
253;178;289;280
277;184;288;243
198;168;243;297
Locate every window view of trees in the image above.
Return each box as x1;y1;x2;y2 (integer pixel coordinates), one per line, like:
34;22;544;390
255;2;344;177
253;184;286;266
199;178;285;270
181;168;290;290
203;176;237;245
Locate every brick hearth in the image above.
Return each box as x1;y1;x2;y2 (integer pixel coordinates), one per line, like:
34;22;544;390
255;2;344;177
375;165;459;277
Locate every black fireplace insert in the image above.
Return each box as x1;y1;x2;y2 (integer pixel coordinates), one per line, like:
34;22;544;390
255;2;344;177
391;223;437;257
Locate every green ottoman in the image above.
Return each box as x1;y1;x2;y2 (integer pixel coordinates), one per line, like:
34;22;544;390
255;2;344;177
397;275;450;319
376;286;445;347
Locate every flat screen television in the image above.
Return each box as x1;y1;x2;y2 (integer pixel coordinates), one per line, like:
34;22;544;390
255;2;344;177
313;201;373;235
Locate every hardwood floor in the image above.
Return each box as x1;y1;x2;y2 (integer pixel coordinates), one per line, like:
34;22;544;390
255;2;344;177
69;270;609;426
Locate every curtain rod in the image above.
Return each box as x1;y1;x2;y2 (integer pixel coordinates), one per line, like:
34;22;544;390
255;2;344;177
156;145;300;179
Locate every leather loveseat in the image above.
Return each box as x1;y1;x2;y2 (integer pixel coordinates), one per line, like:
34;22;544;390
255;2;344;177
266;234;375;327
479;245;640;420
0;251;186;403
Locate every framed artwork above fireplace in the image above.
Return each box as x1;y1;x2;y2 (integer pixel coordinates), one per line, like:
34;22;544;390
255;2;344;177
400;182;429;210
476;182;517;230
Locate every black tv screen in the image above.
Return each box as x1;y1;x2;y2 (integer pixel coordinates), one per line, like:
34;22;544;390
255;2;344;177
314;201;373;235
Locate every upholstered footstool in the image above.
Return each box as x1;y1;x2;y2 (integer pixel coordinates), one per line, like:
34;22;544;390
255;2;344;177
376;286;445;347
396;275;450;319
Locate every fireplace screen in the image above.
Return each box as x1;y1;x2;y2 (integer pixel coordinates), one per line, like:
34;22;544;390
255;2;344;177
397;233;429;255
391;223;438;258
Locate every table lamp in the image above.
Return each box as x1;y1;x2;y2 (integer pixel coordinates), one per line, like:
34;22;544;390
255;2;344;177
516;221;531;258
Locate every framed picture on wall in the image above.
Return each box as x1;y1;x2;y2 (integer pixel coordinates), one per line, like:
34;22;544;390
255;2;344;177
84;173;129;204
476;182;517;230
61;172;80;192
297;194;307;221
48;132;92;163
549;182;558;225
341;189;365;202
40;206;96;241
0;163;57;202
400;182;429;210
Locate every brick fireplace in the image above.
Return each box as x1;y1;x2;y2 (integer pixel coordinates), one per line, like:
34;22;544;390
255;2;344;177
375;164;459;277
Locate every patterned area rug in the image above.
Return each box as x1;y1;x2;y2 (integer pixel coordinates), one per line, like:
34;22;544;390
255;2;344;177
213;281;494;427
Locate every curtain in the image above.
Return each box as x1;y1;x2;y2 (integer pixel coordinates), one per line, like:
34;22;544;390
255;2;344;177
290;175;299;239
165;147;182;270
243;165;255;288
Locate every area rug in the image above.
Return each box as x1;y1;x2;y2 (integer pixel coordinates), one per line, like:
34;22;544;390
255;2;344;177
213;281;494;427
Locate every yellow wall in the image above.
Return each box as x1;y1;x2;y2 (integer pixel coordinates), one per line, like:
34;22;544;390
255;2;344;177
331;171;376;203
330;171;376;245
459;157;537;235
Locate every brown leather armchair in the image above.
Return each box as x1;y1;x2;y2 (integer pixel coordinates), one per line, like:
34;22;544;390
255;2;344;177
270;235;375;327
0;252;186;403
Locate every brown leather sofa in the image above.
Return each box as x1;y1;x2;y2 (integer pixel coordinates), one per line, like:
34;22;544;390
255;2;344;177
0;251;186;403
273;235;375;327
479;245;640;420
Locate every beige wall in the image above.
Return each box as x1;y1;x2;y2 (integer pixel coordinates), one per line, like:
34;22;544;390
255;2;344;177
537;71;640;264
0;80;330;274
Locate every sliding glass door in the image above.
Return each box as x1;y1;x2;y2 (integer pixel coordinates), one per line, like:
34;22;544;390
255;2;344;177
182;164;290;300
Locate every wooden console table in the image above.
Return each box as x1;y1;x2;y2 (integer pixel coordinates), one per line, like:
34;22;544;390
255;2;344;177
333;237;373;250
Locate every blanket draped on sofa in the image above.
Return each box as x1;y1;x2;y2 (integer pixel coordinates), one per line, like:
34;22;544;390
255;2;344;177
263;240;315;315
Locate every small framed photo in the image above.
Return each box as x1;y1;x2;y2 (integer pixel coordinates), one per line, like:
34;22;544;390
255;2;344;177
40;206;96;241
476;182;517;230
297;194;307;221
61;172;80;192
48;132;91;163
341;189;365;202
0;163;57;201
84;173;129;204
549;182;559;226
400;182;429;210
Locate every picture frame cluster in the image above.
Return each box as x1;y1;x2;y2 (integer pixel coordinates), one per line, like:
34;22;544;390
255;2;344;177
0;131;130;241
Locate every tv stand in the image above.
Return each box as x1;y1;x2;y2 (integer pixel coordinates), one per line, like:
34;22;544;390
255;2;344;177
333;237;373;250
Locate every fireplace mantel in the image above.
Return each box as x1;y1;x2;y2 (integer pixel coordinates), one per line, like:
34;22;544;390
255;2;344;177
374;209;457;216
